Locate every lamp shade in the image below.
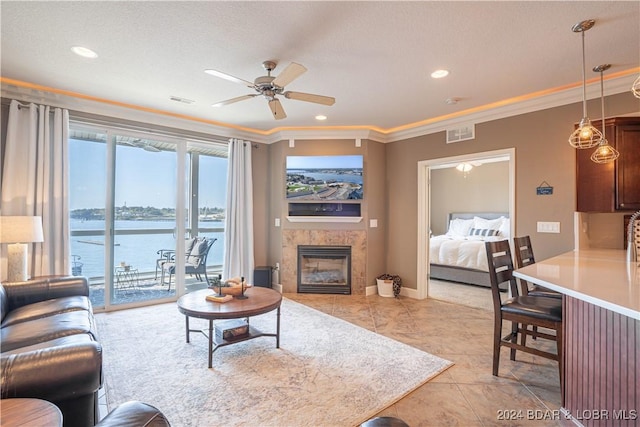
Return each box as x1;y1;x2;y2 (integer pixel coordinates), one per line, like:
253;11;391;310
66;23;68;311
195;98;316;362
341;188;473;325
0;216;44;244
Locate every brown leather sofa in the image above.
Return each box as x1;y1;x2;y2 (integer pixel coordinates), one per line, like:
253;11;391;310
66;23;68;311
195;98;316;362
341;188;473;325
0;275;102;427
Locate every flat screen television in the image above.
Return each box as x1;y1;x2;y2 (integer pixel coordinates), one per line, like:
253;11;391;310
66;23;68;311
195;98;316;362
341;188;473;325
286;155;363;201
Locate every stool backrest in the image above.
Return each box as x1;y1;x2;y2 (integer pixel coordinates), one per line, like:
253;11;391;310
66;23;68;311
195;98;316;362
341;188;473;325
485;240;519;312
513;235;535;295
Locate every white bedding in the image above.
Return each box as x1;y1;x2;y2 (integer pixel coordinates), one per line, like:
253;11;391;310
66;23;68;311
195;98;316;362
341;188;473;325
429;215;509;272
429;235;492;272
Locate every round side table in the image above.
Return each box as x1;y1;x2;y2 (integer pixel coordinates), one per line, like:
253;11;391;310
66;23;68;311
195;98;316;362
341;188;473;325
0;398;63;427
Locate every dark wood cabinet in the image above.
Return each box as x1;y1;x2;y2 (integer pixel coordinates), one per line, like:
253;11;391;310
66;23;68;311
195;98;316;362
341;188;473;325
576;117;640;212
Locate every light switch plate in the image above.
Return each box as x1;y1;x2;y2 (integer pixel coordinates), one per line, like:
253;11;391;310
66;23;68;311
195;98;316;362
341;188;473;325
370;219;378;228
275;218;280;227
537;221;560;233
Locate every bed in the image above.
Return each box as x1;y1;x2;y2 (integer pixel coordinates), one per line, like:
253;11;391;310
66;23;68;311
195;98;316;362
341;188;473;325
429;212;509;288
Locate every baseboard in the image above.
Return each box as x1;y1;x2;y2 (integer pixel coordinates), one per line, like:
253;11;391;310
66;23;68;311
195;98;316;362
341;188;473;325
273;283;283;293
366;285;420;299
400;286;419;299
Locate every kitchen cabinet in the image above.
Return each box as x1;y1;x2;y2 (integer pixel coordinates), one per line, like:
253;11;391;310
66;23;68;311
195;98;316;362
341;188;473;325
576;117;640;212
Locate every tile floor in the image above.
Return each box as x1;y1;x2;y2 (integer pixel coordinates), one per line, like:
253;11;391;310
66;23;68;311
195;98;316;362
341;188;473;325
286;283;571;427
99;280;570;426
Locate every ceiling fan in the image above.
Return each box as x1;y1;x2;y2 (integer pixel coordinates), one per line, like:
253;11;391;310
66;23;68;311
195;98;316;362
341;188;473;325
205;61;335;120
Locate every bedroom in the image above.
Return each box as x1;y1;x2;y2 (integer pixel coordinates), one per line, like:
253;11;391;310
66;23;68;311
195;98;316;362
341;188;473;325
426;152;510;306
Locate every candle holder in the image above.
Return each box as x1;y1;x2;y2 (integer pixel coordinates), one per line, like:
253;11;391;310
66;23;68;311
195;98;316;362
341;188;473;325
235;276;248;300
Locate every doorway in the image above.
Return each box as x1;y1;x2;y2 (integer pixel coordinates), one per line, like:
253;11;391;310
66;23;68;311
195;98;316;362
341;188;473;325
416;148;515;300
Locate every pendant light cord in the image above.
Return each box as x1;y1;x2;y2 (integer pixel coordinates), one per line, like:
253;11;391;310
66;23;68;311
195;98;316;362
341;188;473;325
581;31;588;118
599;69;605;140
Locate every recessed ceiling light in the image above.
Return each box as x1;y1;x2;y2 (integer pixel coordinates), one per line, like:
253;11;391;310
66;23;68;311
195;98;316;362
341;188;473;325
315;115;327;121
431;69;449;79
71;46;98;59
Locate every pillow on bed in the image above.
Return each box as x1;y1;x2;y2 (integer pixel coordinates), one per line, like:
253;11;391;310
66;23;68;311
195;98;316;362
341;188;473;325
473;216;504;231
498;217;510;237
446;218;474;237
468;227;500;237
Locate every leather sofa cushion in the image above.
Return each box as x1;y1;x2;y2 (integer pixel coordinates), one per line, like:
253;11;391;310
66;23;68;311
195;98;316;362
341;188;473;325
1;296;91;328
1;334;102;401
1;310;97;352
96;401;171;427
2;333;95;356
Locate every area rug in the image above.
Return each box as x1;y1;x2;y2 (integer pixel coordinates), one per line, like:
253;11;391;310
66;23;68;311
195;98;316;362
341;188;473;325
95;298;452;426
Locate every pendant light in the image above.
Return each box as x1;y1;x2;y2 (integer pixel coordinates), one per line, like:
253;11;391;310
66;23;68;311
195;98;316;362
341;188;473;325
568;19;603;149
590;64;619;164
632;75;640;99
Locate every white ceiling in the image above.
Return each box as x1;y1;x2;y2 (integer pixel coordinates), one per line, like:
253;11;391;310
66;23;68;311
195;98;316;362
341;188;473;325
1;1;639;140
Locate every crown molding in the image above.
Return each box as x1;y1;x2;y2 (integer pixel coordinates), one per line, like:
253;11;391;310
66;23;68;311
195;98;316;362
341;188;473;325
2;70;638;144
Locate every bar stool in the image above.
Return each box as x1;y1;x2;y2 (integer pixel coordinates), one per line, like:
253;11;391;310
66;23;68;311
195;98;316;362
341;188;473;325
513;236;562;299
485;240;563;387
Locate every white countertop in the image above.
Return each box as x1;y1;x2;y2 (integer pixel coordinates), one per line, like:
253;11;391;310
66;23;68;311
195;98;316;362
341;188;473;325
513;249;640;319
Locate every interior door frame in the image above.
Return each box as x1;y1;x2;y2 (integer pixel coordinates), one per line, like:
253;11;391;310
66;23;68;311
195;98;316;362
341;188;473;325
416;148;516;299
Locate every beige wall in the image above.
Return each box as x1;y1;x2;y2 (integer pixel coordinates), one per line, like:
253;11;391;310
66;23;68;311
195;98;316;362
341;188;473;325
430;162;509;235
384;92;639;291
255;138;388;289
251;141;271;269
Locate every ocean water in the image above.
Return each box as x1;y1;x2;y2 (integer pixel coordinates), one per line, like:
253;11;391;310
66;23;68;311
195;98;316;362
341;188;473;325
286;170;363;185
70;219;224;278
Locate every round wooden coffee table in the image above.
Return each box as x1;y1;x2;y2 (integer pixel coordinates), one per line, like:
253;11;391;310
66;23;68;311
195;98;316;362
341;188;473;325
0;398;63;426
177;287;282;368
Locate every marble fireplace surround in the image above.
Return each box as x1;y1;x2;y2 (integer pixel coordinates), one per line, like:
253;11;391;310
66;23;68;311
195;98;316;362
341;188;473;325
281;229;367;294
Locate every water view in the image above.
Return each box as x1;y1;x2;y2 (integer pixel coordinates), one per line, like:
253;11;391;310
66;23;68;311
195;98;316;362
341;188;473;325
71;219;224;280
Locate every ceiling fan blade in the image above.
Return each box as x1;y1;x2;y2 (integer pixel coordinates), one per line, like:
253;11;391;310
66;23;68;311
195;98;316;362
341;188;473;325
272;62;307;87
204;69;254;87
268;99;287;120
212;94;258;107
284;91;335;106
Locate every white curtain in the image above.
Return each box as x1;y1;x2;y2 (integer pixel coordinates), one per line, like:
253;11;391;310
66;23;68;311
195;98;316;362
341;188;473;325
1;100;70;280
222;138;254;281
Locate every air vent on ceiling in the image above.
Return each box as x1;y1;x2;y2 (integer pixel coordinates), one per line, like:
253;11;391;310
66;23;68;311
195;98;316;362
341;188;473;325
446;123;475;144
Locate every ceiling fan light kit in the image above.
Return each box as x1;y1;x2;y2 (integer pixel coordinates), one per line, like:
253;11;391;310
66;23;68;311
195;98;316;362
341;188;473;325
206;61;335;120
568;19;603;150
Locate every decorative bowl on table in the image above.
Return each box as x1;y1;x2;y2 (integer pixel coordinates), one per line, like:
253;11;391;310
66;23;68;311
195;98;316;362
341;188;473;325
217;282;252;296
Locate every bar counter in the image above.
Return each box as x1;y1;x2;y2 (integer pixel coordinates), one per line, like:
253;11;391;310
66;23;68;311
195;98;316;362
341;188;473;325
514;249;639;426
514;249;639;319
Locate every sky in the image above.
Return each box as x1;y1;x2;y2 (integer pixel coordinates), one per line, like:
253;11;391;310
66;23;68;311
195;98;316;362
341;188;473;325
69;139;228;210
286;155;363;169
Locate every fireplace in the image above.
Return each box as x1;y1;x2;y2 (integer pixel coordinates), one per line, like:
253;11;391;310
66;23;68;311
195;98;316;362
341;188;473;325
297;245;351;294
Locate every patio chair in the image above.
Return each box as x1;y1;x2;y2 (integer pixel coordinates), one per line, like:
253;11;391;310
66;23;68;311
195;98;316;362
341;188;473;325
160;237;216;291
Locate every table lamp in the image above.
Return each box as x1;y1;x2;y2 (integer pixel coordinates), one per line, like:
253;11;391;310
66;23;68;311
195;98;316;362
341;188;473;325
0;216;44;282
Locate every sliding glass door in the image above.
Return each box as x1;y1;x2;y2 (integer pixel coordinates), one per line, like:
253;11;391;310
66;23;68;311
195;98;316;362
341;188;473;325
111;136;181;305
69;131;108;307
69;125;227;311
